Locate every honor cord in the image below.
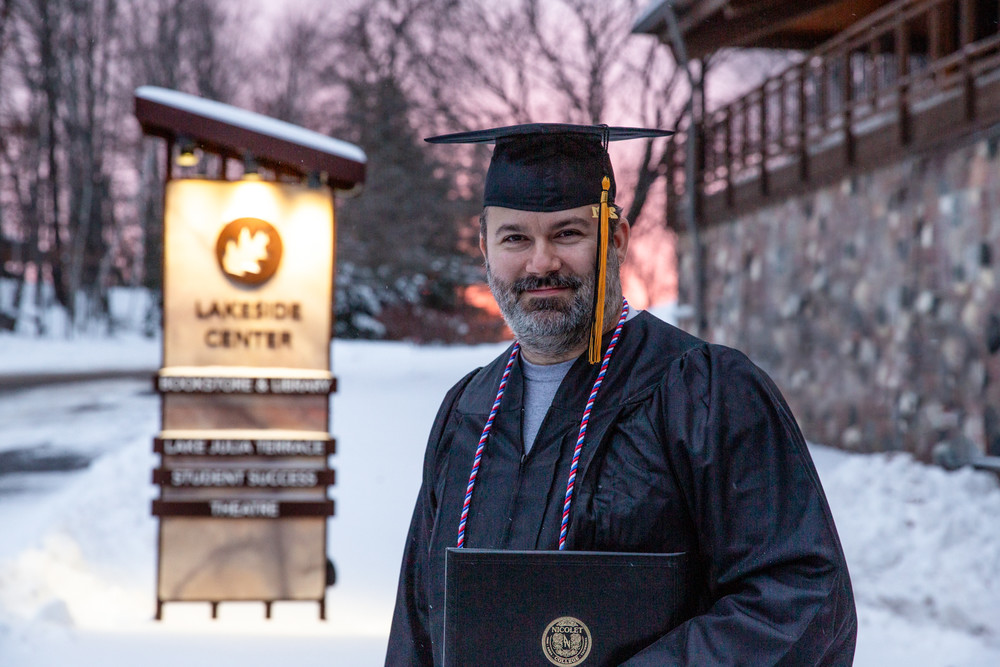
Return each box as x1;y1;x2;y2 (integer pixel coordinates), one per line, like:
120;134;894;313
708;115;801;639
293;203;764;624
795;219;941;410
456;299;630;549
559;299;628;550
456;341;519;548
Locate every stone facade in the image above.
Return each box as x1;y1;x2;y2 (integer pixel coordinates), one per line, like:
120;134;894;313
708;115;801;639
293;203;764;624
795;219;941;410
676;129;1000;460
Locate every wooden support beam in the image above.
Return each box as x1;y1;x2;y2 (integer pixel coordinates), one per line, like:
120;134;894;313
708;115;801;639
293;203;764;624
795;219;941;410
725;106;734;208
742;100;751;173
960;0;977;120
843;52;856;165
666;135;677;203
759;89;770;197
819;60;829;130
929;2;941;62
165;136;174;182
869;37;880;103
896;16;911;146
960;0;975;48
799;63;810;184
779;74;789;151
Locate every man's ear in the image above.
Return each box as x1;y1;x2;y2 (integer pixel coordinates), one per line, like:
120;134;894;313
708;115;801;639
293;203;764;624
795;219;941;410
479;232;488;261
612;218;631;265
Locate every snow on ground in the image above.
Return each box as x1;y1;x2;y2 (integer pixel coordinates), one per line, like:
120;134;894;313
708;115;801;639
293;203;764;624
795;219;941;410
0;332;159;375
812;445;1000;665
1;330;999;666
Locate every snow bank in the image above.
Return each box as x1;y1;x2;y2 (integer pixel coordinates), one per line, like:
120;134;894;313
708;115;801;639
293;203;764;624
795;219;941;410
0;332;159;375
820;449;1000;638
0;442;156;653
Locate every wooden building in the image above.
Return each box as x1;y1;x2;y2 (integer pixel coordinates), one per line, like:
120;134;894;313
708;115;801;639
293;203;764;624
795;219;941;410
636;0;1000;463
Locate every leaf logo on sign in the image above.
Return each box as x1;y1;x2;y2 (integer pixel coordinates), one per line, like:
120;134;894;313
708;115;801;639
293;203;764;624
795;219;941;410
215;218;283;287
223;227;270;277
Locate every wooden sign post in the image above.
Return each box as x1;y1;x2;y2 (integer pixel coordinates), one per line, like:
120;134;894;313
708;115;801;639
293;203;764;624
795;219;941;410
134;87;366;620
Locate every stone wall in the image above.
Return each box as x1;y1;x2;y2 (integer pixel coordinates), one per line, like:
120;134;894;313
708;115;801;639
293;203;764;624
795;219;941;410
676;129;1000;460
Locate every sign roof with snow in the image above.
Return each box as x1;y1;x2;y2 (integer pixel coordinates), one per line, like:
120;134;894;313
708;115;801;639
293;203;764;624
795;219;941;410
134;86;366;189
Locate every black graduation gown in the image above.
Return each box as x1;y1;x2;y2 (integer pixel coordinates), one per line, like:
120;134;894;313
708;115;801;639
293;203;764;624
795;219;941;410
386;312;857;665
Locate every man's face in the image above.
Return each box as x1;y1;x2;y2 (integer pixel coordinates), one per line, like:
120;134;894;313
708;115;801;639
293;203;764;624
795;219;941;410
480;204;630;358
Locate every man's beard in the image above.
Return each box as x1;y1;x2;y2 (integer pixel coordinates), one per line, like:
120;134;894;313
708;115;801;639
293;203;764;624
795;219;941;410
486;251;622;359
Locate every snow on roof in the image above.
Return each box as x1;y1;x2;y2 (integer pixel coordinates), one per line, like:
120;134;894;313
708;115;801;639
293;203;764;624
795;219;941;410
134;86;366;182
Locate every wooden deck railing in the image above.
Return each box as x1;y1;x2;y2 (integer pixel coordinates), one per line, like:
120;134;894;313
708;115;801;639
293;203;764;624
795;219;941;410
667;0;1000;223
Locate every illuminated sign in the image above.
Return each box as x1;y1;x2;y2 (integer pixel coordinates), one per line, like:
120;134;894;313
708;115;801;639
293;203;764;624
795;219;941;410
153;500;334;518
162;179;334;370
136;88;364;619
154;372;336;395
154;436;336;457
152;467;337;487
155;179;339;614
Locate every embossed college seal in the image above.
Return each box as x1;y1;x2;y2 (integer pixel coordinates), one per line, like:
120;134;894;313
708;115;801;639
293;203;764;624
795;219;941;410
541;616;592;666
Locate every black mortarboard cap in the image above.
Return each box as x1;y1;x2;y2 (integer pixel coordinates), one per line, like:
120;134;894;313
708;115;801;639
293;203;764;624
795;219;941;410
425;123;673;212
429;123;672;363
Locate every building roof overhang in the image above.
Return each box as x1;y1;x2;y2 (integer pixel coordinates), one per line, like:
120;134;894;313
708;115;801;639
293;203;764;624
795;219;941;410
633;0;891;59
134;86;366;189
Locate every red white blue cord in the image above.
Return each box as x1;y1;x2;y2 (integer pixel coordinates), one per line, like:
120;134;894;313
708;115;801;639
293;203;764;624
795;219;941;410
456;299;630;549
558;299;629;549
456;340;519;548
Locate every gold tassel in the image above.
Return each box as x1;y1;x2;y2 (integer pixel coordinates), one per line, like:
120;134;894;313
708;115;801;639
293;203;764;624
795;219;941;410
589;176;611;364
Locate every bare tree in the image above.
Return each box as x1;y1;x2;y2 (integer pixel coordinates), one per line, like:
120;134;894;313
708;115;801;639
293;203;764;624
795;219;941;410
0;0;19;330
315;1;485;337
0;0;250;335
407;0;684;230
121;0;249;334
253;6;340;127
0;0;693;338
0;0;128;332
302;0;690;327
400;0;685;311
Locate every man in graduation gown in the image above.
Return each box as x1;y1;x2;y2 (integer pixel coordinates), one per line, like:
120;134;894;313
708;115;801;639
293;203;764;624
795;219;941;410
386;124;857;665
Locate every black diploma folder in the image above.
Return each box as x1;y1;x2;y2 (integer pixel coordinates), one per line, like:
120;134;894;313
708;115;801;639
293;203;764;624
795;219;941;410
444;548;693;667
